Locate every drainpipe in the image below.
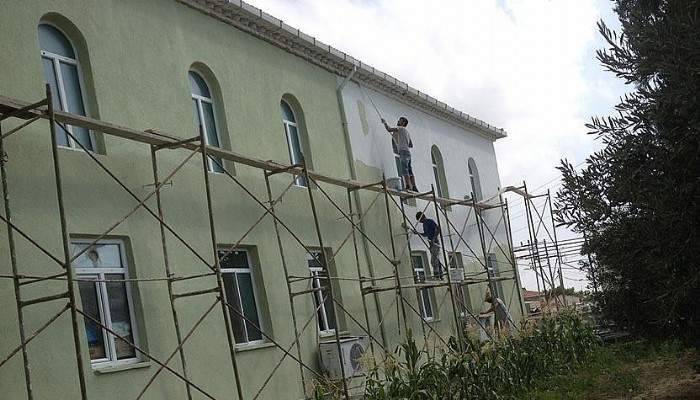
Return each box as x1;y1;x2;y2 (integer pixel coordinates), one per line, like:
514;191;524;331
336;66;388;349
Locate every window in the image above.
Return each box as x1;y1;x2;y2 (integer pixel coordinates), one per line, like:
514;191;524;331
486;253;504;300
72;239;138;366
448;252;463;270
281;100;307;187
412;252;435;321
38;24;93;150
307;250;336;333
468;158;483;201
220;249;264;345
189;71;223;173
431;146;448;198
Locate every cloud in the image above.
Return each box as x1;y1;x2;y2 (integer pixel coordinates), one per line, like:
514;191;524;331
248;0;627;289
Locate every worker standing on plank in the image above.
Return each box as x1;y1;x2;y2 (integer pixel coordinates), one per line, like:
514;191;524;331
382;116;417;192
414;212;443;278
481;291;515;334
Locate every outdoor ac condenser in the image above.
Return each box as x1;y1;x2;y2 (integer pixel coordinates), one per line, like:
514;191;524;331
318;336;369;380
449;267;464;282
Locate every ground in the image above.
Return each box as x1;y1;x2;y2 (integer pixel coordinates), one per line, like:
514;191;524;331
525;340;700;399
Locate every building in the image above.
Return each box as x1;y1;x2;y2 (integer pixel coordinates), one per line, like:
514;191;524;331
0;1;525;399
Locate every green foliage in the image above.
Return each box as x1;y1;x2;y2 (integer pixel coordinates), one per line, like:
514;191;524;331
362;312;598;400
555;0;700;343
526;339;693;399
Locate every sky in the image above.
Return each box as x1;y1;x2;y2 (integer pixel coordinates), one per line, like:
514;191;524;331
247;0;629;290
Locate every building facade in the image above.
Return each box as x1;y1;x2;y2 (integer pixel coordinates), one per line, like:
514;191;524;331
0;0;524;399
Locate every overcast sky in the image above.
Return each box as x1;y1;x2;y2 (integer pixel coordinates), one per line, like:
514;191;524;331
248;0;628;290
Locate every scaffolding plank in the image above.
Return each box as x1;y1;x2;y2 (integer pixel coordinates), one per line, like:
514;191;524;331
0;94;486;208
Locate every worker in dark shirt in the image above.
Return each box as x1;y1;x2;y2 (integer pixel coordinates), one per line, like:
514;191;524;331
414;212;443;278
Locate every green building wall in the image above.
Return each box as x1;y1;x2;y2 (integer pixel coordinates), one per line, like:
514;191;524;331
0;1;522;399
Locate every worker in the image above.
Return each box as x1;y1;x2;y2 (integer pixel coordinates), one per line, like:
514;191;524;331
414;212;443;278
481;291;515;333
381;116;417;192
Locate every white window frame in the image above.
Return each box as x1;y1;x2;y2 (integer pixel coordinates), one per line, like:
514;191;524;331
39;23;95;151
307;251;335;334
220;248;266;346
412;252;435;321
281;100;307;187
190;85;224;173
72;238;140;368
431;148;444;198
468;158;482;201
448;252;463;270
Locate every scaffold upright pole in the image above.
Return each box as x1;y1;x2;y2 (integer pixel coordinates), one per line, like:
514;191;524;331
0;104;34;400
197;126;244;400
264;170;307;396
149;145;193;400
45;84;89;400
304;163;350;400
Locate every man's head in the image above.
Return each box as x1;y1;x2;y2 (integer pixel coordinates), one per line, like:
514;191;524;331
485;291;493;303
397;117;408;127
415;211;425;222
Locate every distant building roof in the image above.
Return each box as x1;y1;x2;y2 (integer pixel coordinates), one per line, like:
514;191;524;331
176;0;508;140
522;289;542;301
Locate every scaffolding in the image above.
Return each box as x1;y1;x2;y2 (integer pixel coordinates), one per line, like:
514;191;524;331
0;87;547;400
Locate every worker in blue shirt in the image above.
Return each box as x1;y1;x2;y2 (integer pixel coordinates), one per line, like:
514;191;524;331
414;212;443;278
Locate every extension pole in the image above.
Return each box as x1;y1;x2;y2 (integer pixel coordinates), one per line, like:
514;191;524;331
149;145;193;400
264;171;307;396
432;186;463;350
197;126;244;400
303;163;350;400
0;108;33;400
46;84;89;400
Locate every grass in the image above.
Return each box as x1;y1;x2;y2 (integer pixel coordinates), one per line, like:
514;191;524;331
524;339;699;400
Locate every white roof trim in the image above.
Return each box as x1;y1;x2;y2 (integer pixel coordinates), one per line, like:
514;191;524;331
176;0;508;140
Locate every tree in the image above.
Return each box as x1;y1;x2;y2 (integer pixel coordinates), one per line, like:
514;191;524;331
555;0;700;343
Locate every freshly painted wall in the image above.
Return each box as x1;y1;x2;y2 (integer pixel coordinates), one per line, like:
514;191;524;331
339;79;525;339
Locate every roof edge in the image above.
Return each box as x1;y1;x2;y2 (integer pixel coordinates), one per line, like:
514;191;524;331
176;0;508;140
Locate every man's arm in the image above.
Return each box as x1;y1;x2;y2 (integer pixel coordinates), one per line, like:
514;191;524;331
381;118;399;133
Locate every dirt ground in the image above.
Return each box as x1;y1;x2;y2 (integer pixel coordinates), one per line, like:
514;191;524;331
628;351;700;400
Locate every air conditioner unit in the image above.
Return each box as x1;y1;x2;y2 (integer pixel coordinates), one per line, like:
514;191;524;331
319;336;369;380
449;267;464;282
385;177;403;191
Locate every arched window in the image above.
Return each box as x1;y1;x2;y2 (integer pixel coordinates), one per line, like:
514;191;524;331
39;23;93;150
468;158;482;201
431;146;448;198
189;71;223;173
281;99;307;187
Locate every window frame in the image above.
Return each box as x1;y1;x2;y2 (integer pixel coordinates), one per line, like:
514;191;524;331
72;238;140;368
411;252;435;321
468;158;483;201
307;250;336;334
431;146;448;198
189;71;224;173
39;22;95;151
281;100;307;187
219;248;266;346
